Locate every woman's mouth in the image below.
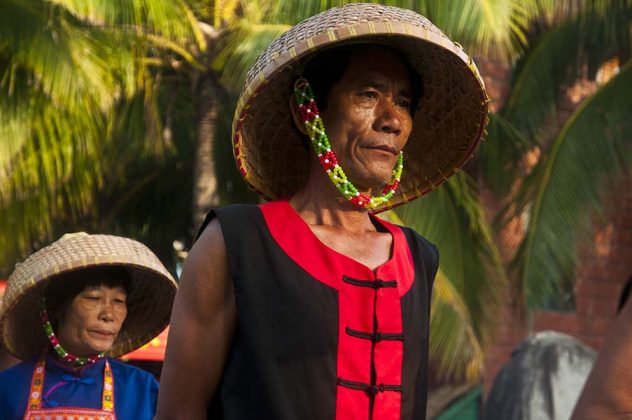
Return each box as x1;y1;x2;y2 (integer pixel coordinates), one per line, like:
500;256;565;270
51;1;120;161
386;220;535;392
88;329;115;338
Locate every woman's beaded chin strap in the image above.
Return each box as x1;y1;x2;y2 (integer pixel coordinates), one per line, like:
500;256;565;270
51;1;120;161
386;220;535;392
294;78;403;210
40;297;105;367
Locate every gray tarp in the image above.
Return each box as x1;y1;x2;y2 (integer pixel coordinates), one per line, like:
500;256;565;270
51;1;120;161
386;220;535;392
485;331;596;420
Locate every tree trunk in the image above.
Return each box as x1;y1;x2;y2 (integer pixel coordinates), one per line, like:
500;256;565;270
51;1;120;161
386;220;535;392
192;71;222;232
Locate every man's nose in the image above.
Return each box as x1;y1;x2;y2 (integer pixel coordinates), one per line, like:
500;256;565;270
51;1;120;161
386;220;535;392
373;99;402;135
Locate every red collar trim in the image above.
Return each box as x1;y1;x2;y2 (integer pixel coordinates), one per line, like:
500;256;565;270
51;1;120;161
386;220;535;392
259;200;414;294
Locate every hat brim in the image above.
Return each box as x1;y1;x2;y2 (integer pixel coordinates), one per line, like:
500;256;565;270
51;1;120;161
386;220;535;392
232;5;489;212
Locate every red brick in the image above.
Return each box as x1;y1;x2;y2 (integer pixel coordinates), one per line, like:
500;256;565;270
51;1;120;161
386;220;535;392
576;280;622;300
590;298;618;317
535;312;582;335
580;316;612;338
576;296;592;316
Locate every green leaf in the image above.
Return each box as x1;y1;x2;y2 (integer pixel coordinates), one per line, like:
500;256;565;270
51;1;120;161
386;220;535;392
503;4;632;140
478;113;531;195
518;60;632;307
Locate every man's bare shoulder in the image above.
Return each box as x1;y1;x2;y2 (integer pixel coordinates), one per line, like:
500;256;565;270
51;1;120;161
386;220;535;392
185;218;226;272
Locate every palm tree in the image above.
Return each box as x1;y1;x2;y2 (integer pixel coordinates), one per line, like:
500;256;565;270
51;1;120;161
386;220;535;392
0;0;201;271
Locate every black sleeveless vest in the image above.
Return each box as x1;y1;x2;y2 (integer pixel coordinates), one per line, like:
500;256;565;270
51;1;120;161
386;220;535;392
204;201;438;420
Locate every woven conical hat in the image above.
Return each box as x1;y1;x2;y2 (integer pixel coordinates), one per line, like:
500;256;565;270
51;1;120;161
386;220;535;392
0;233;177;359
232;3;489;212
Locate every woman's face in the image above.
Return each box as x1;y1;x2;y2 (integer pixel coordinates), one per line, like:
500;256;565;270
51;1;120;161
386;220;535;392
56;284;127;357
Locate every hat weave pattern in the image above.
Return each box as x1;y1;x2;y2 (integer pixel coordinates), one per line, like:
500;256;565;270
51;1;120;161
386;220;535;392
0;233;177;359
233;3;489;212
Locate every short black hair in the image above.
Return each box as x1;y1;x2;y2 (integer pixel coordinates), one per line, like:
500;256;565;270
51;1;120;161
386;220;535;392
44;266;132;325
302;42;423;114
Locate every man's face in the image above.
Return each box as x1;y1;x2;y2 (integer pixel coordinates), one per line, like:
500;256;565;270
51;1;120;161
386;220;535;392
320;47;414;192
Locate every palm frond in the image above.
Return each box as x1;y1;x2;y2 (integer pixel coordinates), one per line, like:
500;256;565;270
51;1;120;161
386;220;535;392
395;172;505;379
503;3;632;140
0;0;197;274
212;21;290;92
516;60;632;307
477;113;531;196
430;269;484;382
416;0;528;59
50;0;198;41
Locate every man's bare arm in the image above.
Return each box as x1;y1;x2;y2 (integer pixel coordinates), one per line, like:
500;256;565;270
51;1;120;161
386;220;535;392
156;219;236;419
572;296;632;419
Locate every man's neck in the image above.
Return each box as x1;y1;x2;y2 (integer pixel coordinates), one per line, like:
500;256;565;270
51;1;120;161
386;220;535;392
290;168;377;233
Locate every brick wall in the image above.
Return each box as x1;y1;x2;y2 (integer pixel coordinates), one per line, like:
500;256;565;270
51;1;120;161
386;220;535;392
483;178;632;394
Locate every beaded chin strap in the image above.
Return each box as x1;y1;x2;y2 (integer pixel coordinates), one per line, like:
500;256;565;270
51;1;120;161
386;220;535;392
293;78;403;210
40;297;105;367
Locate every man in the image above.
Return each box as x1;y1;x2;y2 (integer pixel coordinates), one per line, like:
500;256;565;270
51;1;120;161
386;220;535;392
157;4;488;419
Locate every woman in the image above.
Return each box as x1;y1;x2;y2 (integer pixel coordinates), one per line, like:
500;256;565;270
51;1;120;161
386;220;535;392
0;232;176;419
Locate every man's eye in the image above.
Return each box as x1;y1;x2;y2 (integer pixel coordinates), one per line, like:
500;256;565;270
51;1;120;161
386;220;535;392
114;298;126;305
84;296;100;301
395;98;411;109
360;91;378;99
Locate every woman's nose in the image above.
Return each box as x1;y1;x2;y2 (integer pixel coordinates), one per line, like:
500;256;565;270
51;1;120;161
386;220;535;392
99;302;115;321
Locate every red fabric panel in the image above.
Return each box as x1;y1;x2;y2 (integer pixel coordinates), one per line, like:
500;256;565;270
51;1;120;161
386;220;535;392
260;200;415;420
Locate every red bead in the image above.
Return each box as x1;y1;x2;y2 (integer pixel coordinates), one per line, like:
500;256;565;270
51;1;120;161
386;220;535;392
382;180;400;194
319;151;338;171
350;193;371;207
298;100;319;122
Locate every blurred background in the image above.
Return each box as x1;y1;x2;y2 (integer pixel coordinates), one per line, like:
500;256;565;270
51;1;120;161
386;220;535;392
1;0;631;418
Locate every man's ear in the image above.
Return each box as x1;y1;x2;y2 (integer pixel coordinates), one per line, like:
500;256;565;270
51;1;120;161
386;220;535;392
289;95;309;136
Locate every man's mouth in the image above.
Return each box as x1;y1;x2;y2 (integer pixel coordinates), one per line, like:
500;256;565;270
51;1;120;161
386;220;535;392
364;144;398;155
